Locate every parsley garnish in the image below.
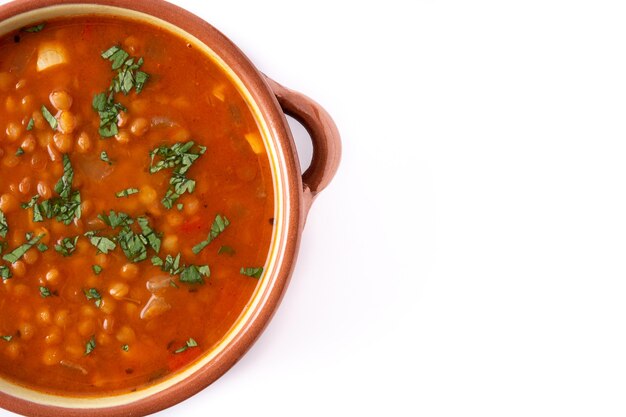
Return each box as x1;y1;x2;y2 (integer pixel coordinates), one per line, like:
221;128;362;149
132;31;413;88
0;266;11;280
1;335;12;342
23;23;45;33
92;265;103;275
0;210;7;238
85;231;117;254
93;45;149;138
15;147;24;156
137;217;161;253
41;105;57;130
31;155;81;225
37;243;48;252
39;286;52;297
218;245;235;256
26;118;34;131
85;336;96;355
2;234;44;263
174;338;198;354
115;187;139;198
152;254;209;284
121;344;129;352
149;141;206;209
99;210;133;229
54;236;79;257
240;267;264;279
192;215;229;254
84;288;102;308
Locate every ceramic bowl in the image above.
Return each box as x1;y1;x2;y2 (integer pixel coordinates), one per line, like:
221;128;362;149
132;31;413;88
0;0;341;416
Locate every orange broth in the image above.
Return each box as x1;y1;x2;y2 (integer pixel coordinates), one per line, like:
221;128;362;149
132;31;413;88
0;16;274;394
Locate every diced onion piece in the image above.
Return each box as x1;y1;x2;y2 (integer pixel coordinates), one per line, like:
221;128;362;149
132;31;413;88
146;275;172;295
140;295;171;320
245;132;264;154
37;42;68;72
60;360;88;375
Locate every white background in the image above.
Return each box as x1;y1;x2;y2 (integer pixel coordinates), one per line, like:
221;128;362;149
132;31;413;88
3;0;626;416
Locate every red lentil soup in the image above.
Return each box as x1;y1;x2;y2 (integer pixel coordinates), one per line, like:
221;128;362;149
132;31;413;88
0;16;274;395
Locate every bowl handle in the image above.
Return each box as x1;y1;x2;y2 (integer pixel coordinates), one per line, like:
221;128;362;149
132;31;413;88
265;77;341;209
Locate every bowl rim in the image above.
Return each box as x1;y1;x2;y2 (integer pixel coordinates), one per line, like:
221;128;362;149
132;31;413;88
0;1;305;416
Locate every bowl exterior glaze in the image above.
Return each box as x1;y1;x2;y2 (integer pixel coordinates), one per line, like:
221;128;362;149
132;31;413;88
0;1;341;416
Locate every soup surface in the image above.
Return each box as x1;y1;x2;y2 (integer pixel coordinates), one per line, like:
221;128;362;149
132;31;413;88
0;16;274;394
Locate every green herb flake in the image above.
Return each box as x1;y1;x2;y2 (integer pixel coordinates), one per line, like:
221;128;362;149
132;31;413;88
174;338;198;354
149;141;206;209
137;217;161;253
0;266;11;281
92;265;103;275
15;147;24;156
85;336;96;355
0;210;7;238
85;231;117;255
179;265;210;284
41;105;57;130
23;23;45;33
37;243;48;252
0;335;12;342
39;286;52;298
2;234;44;263
240;267;264;279
54;236;79;257
176;204;183;211
192;215;229;254
100;151;113;165
115;188;139;198
84;288;102;308
218;245;235;256
121;344;129;352
26;118;34;131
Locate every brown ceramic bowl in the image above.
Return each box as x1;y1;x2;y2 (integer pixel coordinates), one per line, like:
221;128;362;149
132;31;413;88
0;0;341;416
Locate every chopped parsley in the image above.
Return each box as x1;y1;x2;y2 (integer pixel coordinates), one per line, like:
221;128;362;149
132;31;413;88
121;344;129;352
23;23;45;33
85;336;96;355
31;155;81;225
85;231;116;254
0;336;12;342
2;234;44;263
84;288;102;308
92;265;103;275
240;267;264;279
40;105;57;130
152;253;209;284
0;210;7;238
100;151;113;165
92;92;125;137
93;45;149;138
26;118;34;131
15;147;24;156
115;187;139;198
174;338;198;354
39;286;52;298
37;243;48;252
137;217;161;253
149;141;206;209
192;214;229;254
99;210;133;229
217;245;235;256
54;236;79;257
0;266;11;280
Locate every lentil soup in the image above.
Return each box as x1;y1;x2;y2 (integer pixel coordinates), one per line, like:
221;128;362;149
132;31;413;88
0;16;274;395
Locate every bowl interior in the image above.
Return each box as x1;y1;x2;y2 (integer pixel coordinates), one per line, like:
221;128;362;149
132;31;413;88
0;2;287;411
